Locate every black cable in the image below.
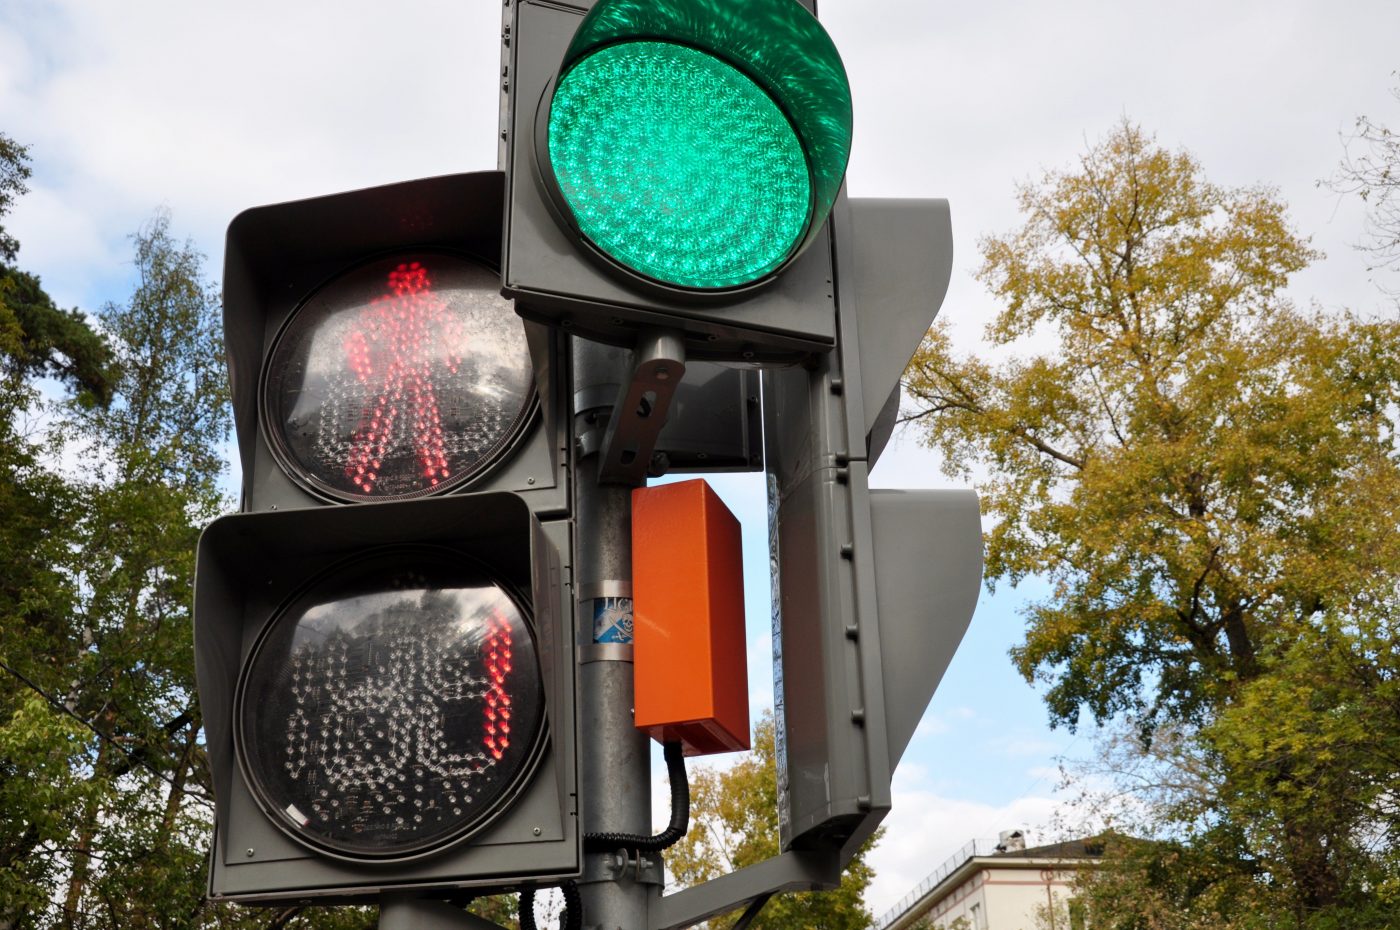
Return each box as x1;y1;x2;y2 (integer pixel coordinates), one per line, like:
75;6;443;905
0;659;199;800
561;881;581;930
582;741;689;852
519;880;581;930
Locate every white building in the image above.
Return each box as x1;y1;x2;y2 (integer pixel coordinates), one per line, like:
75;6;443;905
875;833;1104;930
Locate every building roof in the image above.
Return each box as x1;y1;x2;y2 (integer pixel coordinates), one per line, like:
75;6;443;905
995;836;1109;860
875;835;1110;930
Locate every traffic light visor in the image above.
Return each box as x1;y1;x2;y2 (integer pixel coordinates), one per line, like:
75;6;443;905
541;0;851;291
234;547;547;861
261;252;535;503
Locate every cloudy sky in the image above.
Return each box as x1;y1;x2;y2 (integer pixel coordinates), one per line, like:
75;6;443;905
3;0;1399;920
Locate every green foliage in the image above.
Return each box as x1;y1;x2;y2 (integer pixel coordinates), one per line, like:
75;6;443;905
0;266;115;406
0;134;114;407
1067;834;1283;930
0;696;100;924
466;894;522;929
904;120;1400;926
0;134;115;930
0;148;247;926
667;713;880;930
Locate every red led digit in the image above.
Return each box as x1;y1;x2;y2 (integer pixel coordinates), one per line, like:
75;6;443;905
484;610;514;761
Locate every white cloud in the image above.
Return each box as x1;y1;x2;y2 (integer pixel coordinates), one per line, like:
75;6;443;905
6;183;118;307
0;20;33;102
866;783;1064;922
988;734;1073;760
915;714;951;738
1;0;502;308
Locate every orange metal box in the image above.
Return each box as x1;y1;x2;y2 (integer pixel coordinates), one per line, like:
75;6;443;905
631;479;749;755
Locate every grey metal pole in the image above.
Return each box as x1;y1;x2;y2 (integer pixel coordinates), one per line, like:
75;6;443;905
570;337;657;930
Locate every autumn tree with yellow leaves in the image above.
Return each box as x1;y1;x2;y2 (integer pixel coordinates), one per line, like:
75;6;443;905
667;714;880;930
904;121;1400;927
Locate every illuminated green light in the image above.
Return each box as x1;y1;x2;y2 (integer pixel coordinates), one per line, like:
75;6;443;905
548;41;811;290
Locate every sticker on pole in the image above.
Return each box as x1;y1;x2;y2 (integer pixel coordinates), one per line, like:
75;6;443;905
592;596;634;644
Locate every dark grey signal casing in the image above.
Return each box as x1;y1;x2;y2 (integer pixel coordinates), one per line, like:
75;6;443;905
764;197;982;859
197;174;582;904
195;494;579;901
644;197;980;929
224;171;568;515
500;0;838;363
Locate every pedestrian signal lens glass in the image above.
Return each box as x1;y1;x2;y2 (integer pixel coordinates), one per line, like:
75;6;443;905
548;41;811;289
235;549;545;860
262;253;534;503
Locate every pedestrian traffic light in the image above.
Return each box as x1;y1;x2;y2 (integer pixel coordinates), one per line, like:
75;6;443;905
193;172;580;904
502;0;852;361
196;496;576;902
221;172;566;515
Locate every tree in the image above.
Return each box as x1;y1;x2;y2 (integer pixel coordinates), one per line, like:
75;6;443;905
0;134;114;930
0;133;30;265
667;713;881;930
0;133;114;407
903;121;1400;926
1331;71;1400;289
32;210;233;930
0;142;528;930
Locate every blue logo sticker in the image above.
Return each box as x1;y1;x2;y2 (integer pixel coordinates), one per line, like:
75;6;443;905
593;596;634;644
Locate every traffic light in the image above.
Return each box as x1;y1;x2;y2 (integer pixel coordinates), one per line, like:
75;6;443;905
643;199;983;929
190;0;983;924
765;197;982;859
221;172;565;515
502;0;851;361
193;172;580;904
492;0;983;921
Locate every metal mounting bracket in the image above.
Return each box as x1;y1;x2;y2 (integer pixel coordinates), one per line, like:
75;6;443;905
598;330;686;485
648;849;841;930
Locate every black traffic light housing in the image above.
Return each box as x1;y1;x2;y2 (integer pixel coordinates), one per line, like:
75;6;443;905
195;495;578;902
224;171;567;515
195;173;580;904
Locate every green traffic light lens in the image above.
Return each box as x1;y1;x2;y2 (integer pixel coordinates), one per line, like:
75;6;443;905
548;41;811;290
